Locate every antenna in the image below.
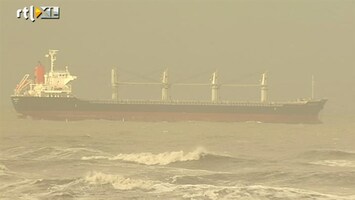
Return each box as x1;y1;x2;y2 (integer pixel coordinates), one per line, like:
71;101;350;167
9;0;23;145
45;49;59;73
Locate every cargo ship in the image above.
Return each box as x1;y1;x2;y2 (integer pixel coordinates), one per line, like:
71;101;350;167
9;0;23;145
11;50;327;123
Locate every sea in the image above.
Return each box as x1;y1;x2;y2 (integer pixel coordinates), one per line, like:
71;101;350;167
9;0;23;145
1;109;355;200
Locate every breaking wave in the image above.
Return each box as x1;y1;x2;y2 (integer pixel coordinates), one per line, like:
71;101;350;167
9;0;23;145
82;147;211;165
2;171;354;200
84;171;154;190
310;160;355;168
81;172;355;199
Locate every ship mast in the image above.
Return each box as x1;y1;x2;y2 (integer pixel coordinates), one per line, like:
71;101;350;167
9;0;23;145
113;69;266;102
45;50;59;73
161;69;170;101
112;68;119;100
211;71;220;102
260;72;268;103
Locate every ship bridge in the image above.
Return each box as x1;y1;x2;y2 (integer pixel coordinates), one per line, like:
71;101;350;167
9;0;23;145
14;50;77;97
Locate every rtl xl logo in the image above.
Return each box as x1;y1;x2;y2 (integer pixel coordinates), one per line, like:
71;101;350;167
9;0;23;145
16;6;60;22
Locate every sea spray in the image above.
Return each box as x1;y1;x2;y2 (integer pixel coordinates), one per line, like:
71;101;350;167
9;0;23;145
82;147;208;165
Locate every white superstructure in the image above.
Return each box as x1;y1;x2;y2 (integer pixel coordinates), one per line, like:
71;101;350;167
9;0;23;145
14;50;77;97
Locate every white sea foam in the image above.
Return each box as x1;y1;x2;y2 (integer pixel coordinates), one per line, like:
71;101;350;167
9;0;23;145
82;147;208;165
0;179;37;192
84;171;154;190
0;164;8;171
152;183;355;200
81;171;355;199
0;164;9;175
310;160;355;168
28;171;354;200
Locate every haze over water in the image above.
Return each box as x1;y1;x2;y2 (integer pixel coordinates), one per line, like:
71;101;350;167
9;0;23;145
1;0;354;113
1;0;355;199
1;111;355;199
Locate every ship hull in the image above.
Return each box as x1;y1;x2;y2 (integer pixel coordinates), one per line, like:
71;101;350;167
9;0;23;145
11;96;327;124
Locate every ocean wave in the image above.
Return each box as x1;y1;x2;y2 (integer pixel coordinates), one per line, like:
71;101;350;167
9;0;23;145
310;160;355;168
0;179;37;193
82;147;211;165
0;164;8;172
3;171;353;200
152;183;355;200
0;164;11;177
298;149;355;160
46;192;75;199
0;178;77;200
79;171;355;199
42;147;108;160
84;171;154;190
80;171;355;199
2;146;109;160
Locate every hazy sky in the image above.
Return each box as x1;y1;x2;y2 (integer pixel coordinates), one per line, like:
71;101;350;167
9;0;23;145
1;0;354;114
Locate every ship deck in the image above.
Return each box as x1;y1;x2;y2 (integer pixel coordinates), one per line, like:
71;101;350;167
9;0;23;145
88;98;312;107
